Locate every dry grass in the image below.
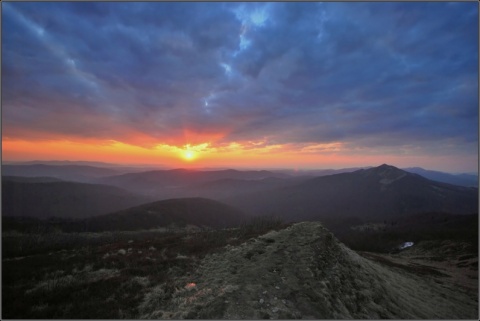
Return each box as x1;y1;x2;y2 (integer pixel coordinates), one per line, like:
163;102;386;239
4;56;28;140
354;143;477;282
2;216;288;319
3;219;476;319
138;222;478;319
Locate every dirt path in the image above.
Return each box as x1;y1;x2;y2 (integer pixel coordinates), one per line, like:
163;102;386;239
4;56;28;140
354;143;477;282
139;222;478;319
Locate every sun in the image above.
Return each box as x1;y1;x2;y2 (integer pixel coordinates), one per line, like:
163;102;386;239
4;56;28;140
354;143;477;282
183;150;196;161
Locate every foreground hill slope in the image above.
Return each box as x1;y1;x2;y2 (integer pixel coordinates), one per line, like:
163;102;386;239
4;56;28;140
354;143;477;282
226;164;478;220
2;179;151;219
81;198;247;232
139;222;477;319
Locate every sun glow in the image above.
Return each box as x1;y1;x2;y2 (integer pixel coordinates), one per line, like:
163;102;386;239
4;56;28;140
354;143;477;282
183;149;196;161
3;137;472;172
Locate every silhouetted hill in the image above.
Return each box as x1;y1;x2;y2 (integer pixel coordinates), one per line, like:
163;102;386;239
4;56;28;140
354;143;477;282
2;176;64;183
225;164;478;221
321;212;478;253
4;160;122;167
183;176;310;201
2;180;152;219
80;198;247;232
97;169;289;197
403;167;478;187
274;167;370;177
2;164;122;183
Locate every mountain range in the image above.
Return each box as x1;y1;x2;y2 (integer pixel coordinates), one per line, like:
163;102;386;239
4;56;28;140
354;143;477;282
78;197;247;232
4;162;477;188
2;164;122;183
2;162;477;320
95;168;289;197
403;167;478;187
2;164;477;227
223;164;478;221
2;177;151;219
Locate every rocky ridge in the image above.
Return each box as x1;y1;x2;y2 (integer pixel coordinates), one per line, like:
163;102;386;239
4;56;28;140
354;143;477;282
139;222;477;319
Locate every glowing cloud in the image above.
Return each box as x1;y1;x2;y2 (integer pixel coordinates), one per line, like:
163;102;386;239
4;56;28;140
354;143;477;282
2;2;478;173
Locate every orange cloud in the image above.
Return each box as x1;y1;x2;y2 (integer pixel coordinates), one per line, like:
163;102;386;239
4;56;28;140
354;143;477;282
3;139;176;166
2;136;476;173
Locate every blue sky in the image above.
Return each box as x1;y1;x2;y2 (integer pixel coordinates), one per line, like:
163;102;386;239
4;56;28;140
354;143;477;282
2;2;478;172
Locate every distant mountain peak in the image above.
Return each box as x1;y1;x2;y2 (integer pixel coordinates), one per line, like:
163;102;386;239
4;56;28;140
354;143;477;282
363;164;403;175
359;164;409;185
377;163;398;170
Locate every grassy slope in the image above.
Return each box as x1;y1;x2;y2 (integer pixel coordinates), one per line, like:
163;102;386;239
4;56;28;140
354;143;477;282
139;222;477;319
2;219;477;319
2;218;288;319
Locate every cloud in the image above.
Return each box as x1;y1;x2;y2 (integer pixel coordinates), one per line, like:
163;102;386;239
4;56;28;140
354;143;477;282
2;2;478;163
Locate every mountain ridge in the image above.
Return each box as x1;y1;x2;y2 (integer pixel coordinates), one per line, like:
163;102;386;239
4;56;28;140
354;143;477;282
2;180;152;219
78;197;247;232
139;222;477;319
2;164;122;183
403;166;478;187
96;168;290;197
224;164;478;220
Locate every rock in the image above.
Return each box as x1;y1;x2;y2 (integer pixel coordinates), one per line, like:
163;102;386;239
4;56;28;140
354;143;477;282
185;283;196;290
118;249;126;255
259;299;264;304
224;285;239;293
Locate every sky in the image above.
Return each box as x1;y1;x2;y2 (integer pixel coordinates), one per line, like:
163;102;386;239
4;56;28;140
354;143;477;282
2;2;478;173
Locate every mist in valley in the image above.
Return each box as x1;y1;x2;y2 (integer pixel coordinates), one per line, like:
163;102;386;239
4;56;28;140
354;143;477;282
2;161;478;319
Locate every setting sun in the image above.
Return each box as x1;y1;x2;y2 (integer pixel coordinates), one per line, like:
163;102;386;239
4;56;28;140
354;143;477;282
1;2;477;174
183;150;196;161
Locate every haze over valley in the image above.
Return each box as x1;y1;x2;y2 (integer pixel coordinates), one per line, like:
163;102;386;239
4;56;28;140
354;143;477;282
3;162;478;222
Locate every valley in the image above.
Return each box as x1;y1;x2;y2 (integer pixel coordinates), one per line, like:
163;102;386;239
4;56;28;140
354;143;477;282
2;163;478;319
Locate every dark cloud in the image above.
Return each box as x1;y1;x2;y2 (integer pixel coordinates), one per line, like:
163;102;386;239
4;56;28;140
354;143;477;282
2;2;478;159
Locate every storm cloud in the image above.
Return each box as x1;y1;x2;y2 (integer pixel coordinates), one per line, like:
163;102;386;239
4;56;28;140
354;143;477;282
2;2;478;160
